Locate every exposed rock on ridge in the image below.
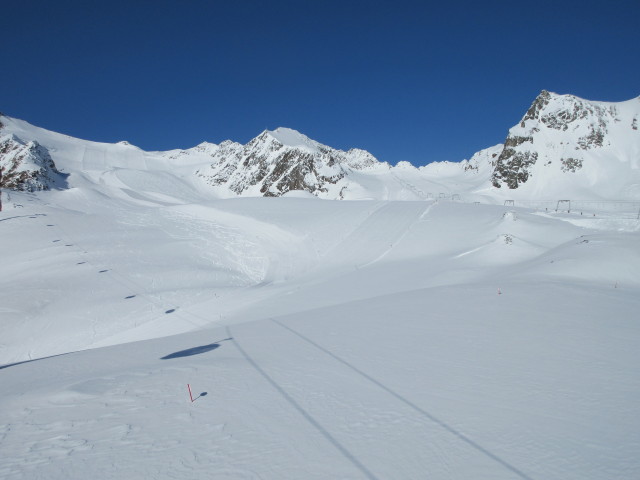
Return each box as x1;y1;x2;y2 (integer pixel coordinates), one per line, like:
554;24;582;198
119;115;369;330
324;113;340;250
2;91;638;202
0;132;63;191
196;128;385;197
491;90;640;190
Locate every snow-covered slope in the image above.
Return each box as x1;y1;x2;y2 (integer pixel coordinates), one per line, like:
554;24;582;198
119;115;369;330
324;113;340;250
491;90;640;199
0;115;480;201
1;187;639;479
1;96;640;478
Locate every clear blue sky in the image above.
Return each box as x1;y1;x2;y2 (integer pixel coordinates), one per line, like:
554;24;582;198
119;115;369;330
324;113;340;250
2;0;639;166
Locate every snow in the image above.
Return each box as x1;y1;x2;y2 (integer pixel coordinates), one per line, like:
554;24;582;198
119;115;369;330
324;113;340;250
1;111;640;479
9;91;631;203
0;135;41;174
282;189;318;198
267;127;321;152
491;92;640;201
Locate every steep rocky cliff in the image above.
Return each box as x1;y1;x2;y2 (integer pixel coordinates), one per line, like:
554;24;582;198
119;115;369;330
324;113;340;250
491;91;640;196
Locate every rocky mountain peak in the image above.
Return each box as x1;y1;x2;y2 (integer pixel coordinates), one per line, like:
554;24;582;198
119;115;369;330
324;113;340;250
0;134;65;191
196;128;385;197
491;91;640;194
521;89;553;125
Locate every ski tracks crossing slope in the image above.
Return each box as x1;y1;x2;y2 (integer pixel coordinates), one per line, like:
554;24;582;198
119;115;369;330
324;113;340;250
227;319;533;480
321;201;433;271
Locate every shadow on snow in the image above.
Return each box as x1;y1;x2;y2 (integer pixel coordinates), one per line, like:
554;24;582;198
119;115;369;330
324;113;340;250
161;338;232;360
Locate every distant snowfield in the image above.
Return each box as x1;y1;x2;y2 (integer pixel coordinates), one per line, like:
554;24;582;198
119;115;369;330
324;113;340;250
2;180;640;479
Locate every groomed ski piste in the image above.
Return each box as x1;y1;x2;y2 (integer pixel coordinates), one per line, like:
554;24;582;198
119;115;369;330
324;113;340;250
1;117;640;479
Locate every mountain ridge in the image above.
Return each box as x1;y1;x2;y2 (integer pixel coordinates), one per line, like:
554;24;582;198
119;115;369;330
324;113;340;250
1;91;639;201
491;91;640;198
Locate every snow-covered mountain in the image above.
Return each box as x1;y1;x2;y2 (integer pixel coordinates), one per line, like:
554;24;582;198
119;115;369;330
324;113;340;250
491;90;640;199
2;96;640;480
1;91;639;202
195;127;382;198
0;129;65;191
0;114;479;201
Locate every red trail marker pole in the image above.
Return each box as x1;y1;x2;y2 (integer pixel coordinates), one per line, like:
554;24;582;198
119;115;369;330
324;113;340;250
187;383;194;402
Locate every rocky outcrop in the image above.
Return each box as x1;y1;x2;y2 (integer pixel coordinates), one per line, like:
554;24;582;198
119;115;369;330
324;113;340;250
492;134;538;189
491;90;639;189
196;128;384;197
0;134;64;191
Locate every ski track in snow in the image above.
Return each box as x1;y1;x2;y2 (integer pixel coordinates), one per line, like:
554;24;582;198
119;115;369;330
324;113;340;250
269;319;534;480
226;325;380;480
360;201;435;267
320;201;430;271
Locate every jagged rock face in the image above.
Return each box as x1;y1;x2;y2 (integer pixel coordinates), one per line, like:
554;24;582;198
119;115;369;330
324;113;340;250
0;134;62;191
492;134;538;189
196;128;380;197
491;90;639;189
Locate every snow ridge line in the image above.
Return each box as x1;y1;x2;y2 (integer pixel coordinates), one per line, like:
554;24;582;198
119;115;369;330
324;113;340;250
225;326;379;480
271;319;535;480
